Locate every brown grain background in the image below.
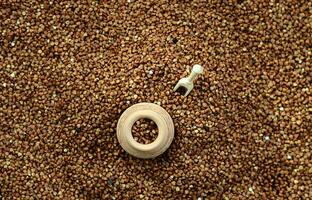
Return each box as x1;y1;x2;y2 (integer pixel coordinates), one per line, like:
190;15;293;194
0;0;311;199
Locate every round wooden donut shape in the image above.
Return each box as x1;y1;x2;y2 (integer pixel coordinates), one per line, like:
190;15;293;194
117;103;174;159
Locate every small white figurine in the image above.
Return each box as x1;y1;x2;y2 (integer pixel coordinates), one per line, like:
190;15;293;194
173;64;204;96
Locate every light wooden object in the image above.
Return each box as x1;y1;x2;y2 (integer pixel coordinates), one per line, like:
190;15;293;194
117;103;174;159
173;64;204;96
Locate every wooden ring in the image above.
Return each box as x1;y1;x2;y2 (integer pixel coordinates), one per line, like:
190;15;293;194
117;103;174;159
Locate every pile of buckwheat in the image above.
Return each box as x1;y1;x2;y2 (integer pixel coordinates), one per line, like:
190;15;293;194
1;0;311;199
